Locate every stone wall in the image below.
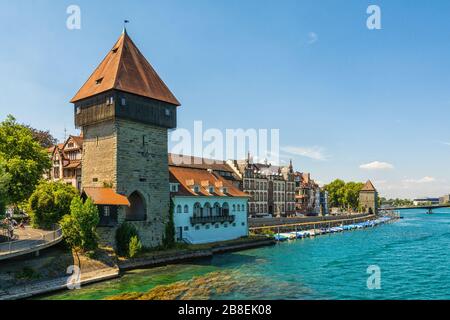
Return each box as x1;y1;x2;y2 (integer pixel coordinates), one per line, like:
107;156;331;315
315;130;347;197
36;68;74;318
97;207;162;250
83;118;170;249
115;119;169;248
82;120;117;189
359;191;378;213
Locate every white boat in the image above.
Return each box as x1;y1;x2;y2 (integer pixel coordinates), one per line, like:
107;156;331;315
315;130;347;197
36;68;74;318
279;233;296;240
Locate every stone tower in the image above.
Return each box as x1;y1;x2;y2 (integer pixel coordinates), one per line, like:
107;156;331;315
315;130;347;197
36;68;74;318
71;29;181;248
359;180;378;214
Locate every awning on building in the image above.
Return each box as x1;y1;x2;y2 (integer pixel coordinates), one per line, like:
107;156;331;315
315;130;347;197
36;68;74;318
83;187;130;206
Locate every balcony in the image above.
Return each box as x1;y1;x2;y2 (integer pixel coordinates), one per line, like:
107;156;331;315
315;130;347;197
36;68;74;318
190;215;235;225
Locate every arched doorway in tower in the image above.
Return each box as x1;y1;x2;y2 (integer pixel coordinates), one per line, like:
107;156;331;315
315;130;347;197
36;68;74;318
126;191;146;221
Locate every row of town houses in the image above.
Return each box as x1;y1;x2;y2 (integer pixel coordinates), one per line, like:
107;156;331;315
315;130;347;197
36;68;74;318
47;134;329;220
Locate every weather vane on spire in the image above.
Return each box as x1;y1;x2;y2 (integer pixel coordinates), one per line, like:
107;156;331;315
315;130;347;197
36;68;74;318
123;19;130;33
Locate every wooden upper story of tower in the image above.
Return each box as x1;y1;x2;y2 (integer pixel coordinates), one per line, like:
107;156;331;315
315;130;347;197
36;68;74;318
71;29;180;129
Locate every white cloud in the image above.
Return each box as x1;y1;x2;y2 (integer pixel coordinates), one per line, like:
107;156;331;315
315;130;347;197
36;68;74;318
281;146;327;161
307;32;318;44
359;161;394;170
403;176;436;184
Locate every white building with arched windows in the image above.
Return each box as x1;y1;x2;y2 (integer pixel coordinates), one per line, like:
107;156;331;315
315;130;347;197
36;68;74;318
169;165;250;244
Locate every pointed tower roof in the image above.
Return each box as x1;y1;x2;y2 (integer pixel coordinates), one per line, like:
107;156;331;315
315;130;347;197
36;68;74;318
361;180;376;192
71;30;180;106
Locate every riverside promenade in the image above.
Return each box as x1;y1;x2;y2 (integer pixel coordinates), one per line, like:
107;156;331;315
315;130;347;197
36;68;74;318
0;226;63;261
249;213;376;233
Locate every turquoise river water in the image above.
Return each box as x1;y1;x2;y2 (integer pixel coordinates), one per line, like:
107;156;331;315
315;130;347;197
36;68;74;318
43;209;450;300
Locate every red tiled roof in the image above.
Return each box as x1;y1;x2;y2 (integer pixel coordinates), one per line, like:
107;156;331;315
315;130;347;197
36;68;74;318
83;187;130;206
168;154;234;172
70;30;180;106
64;160;82;169
70;135;83;148
169;166;248;198
361;180;376;192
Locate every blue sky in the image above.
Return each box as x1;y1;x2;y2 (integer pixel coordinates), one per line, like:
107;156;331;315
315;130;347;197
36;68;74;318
0;0;449;199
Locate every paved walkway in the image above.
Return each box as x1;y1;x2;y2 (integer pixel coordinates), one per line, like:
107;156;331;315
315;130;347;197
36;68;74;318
249;213;374;229
0;267;119;300
0;226;63;260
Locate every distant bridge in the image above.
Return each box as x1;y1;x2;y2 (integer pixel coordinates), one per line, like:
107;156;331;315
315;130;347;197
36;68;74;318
384;204;450;214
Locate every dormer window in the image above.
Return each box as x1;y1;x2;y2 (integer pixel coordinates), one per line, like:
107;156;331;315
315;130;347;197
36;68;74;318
222;187;228;194
95;77;103;85
193;185;200;193
209;186;214;194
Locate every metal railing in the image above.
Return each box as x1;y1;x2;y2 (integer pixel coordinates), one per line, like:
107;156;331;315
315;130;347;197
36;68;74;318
0;226;63;257
190;215;235;225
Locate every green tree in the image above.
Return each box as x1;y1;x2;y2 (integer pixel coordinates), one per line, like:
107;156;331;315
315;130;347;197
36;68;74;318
23;125;58;149
60;213;83;265
324;179;346;208
343;182;364;211
163;199;176;248
0;160;11;215
60;197;100;263
0;115;50;208
74;197;99;251
115;223;140;257
129;235;143;258
28;181;78;229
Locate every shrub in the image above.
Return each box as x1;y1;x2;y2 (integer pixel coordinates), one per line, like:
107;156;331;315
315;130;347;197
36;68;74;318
28;181;78;229
115;223;139;257
0;200;5;218
162;200;175;249
60;197;100;257
129;235;143;258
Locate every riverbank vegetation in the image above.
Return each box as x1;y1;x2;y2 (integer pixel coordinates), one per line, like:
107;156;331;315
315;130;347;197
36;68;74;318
162;199;176;249
60;197;100;264
0;115;51;212
379;198;413;207
323;179;364;211
115;223;143;258
28;181;78;229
